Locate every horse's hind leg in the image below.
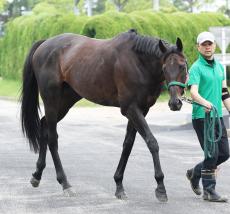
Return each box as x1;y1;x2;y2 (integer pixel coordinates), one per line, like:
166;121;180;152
30;117;48;187
42;82;81;196
55;83;82;196
114;121;137;199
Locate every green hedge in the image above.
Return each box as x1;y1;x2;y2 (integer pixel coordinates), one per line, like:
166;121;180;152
0;13;88;79
81;11;230;66
0;11;230;80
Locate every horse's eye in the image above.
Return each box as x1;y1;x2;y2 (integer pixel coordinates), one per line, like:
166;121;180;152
180;66;186;72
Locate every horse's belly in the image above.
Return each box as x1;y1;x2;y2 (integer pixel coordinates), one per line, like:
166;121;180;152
70;80;119;107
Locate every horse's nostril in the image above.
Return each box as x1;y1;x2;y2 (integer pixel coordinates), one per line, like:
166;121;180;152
168;98;183;111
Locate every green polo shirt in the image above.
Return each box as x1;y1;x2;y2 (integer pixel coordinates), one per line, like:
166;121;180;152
188;54;225;119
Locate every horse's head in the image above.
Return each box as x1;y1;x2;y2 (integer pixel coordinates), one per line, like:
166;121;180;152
159;38;188;111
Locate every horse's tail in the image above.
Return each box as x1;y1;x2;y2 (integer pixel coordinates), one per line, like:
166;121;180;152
20;40;46;153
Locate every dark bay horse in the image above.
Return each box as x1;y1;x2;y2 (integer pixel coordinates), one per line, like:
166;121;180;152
20;29;187;202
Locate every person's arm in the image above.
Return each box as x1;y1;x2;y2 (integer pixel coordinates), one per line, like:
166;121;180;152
222;80;230;112
190;85;212;111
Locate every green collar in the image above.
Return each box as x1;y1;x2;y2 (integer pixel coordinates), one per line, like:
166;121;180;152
198;53;216;66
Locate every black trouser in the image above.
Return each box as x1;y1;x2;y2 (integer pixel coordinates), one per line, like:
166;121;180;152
192;118;230;170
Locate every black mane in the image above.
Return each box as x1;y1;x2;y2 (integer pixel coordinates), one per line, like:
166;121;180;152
133;35;171;57
126;29;172;57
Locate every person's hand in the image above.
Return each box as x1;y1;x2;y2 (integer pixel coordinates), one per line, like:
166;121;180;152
204;101;212;113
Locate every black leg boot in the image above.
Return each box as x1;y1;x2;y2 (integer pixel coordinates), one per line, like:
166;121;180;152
186;162;202;195
201;169;228;202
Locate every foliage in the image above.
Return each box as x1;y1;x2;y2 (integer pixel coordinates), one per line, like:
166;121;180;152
112;0;128;11
40;0;74;12
0;13;88;79
32;2;60;14
105;0;116;11
115;0;176;13
0;11;230;80
172;0;198;12
93;0;107;14
122;0;152;13
0;0;6;12
172;0;216;12
81;11;230;67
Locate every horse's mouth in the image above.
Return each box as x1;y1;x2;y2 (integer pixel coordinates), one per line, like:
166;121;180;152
168;98;182;111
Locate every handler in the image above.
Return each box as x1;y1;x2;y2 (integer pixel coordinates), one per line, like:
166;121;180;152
186;31;230;202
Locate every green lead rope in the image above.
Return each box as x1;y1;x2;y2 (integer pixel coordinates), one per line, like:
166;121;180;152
193;102;222;159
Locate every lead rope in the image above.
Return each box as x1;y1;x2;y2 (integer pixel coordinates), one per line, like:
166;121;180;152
181;96;222;159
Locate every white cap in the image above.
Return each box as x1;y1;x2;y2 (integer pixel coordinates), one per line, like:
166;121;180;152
197;31;215;45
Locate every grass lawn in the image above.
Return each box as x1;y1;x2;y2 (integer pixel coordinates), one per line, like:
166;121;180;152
0;78;169;106
0;78;22;100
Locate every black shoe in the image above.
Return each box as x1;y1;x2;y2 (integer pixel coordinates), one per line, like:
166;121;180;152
186;169;202;195
203;190;228;202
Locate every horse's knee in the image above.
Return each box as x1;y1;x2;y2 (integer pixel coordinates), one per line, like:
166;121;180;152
146;138;159;153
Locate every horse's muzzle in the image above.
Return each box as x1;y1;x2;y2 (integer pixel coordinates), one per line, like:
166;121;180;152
168;98;182;111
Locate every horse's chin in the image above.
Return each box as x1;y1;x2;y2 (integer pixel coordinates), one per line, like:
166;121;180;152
168;98;182;111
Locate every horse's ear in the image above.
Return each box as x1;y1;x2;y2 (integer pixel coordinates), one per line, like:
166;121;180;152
176;37;183;52
159;40;167;53
128;29;137;34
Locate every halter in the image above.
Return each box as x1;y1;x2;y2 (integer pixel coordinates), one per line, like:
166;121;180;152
167;81;187;89
164;58;188;90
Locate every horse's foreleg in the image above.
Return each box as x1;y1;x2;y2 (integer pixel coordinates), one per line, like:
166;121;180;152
114;121;137;199
125;104;168;202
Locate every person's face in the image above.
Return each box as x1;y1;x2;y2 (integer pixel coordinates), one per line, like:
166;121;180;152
197;41;216;60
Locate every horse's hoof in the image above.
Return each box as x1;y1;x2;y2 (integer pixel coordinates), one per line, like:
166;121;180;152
155;188;168;202
30;177;40;188
63;187;77;197
115;190;128;200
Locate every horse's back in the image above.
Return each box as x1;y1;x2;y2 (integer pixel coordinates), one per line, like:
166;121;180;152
32;33;130;106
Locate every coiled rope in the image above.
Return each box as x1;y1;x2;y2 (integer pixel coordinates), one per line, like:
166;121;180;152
182;97;222;159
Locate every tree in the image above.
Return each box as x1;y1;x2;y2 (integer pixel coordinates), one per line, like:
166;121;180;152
74;0;80;14
218;0;230;17
123;0;175;13
172;0;216;12
3;0;40;18
0;0;7;12
123;0;150;12
93;0;107;14
172;0;198;12
42;0;74;11
112;0;128;11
